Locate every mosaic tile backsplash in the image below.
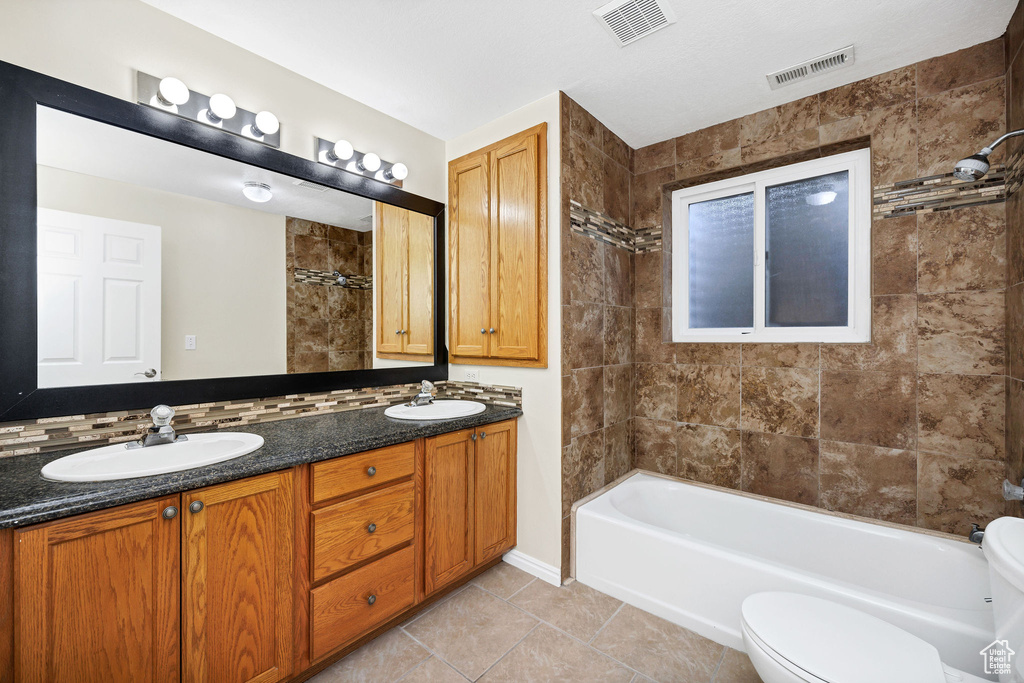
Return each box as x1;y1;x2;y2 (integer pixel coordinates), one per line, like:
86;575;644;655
0;381;522;458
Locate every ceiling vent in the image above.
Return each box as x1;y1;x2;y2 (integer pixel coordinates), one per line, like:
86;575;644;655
766;46;855;90
292;179;330;193
593;0;677;47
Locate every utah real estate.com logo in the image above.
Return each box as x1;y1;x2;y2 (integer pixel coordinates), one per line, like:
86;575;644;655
981;639;1015;676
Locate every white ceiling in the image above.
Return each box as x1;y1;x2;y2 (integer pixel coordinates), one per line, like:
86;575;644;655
38;106;374;230
141;0;1015;148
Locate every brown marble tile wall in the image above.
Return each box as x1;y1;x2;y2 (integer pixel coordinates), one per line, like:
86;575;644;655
1007;0;1024;520
629;36;1012;537
286;218;373;373
559;93;634;578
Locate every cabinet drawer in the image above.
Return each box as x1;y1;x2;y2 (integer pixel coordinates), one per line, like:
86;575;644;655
312;481;414;581
310;546;415;660
311;442;415;503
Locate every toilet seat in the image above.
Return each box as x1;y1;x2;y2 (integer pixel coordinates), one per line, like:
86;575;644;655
740;592;949;683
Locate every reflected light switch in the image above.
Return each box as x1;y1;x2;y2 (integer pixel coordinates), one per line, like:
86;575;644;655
185;335;197;350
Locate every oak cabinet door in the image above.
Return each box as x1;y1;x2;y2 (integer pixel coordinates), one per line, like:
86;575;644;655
404;210;435;356
14;496;180;683
489;129;545;362
182;470;295;683
448;151;491;358
376;202;408;356
423;429;475;594
474;420;518;564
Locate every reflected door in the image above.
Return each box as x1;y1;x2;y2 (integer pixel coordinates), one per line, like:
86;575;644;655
37;208;162;387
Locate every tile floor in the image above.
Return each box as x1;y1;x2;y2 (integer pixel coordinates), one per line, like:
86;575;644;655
310;562;762;683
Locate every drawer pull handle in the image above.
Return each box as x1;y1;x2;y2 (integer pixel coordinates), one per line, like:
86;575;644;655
162;506;178;520
367;523;377;533
189;501;204;514
367;466;377;477
367;594;377;606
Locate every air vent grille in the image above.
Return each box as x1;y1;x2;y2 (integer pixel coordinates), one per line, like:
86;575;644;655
593;0;677;47
766;46;855;90
292;179;330;193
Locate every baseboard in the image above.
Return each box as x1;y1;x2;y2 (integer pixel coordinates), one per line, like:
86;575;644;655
502;549;561;586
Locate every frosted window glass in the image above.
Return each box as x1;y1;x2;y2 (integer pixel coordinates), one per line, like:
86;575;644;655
765;171;849;327
688;192;754;328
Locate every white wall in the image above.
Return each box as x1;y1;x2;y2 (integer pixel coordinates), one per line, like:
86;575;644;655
0;0;446;202
445;93;563;576
38;166;287;381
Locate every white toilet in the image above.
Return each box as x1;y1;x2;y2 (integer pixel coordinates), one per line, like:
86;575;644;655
741;516;1024;683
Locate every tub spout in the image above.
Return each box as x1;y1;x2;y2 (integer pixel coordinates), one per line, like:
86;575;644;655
1003;478;1024;501
969;523;985;545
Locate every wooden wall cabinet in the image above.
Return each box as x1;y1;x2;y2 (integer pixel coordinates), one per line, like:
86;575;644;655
423;419;517;595
375;203;434;360
448;124;547;367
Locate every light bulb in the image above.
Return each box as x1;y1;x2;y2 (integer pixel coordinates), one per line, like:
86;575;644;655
359;152;382;173
207;93;237;122
157;77;190;106
328;139;354;162
384;162;408;181
251;110;279;137
242;182;272;203
805;191;837;206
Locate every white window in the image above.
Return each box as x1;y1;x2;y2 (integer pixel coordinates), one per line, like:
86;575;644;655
671;148;871;343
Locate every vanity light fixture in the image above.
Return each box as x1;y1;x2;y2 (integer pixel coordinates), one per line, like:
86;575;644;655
157;77;190;107
242;182;273;203
137;71;281;148
359;152;382;173
206;93;237;123
314;136;408;185
251;110;280;138
326;139;355;162
384;162;409;181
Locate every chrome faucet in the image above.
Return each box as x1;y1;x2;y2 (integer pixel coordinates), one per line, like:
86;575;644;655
409;380;435;407
127;405;188;449
969;523;986;545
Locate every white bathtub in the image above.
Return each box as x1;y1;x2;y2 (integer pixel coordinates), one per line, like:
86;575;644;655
575;472;996;677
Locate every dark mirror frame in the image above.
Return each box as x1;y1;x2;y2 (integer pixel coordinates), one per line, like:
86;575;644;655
0;59;447;421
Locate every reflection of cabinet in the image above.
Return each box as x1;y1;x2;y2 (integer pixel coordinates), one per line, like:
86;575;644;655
423;419;517;594
375;203;434;360
448;124;547;367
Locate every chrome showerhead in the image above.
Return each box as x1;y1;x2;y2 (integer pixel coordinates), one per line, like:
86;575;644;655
953;153;991;182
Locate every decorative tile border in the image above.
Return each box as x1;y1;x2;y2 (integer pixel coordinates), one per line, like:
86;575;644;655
633;226;663;253
0;381;521;458
294;267;372;290
873;166;1007;219
569;200;635;251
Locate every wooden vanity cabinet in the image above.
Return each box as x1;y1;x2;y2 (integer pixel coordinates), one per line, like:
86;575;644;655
448;124;547;367
375;202;435;361
423;419;517;595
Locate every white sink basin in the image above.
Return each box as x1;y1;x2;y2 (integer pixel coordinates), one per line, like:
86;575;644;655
41;432;265;482
384;400;486;421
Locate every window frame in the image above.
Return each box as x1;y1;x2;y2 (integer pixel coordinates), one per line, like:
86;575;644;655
671;148;872;344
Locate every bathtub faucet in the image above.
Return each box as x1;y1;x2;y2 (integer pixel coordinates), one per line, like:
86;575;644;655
969;523;985;545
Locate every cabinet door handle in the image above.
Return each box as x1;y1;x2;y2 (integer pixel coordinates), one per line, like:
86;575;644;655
367;466;377;477
470;433;477;441
162;506;178;519
367;594;377;606
367;523;377;533
395;329;402;335
189;501;204;514
489;328;496;334
480;328;486;334
479;431;487;439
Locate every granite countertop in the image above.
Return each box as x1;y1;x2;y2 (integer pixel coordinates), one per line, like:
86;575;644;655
0;404;522;529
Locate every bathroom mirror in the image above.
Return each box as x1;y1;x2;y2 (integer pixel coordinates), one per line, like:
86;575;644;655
0;59;446;420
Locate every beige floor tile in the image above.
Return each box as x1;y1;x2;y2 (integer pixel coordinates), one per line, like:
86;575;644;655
713;649;762;683
310;627;430;683
479;625;634;683
509;579;622;641
471;562;536;599
404;585;539;680
399;656;469;682
591;604;724;683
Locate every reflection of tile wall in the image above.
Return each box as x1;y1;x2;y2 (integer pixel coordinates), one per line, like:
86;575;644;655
286;218;374;373
559;93;635;578
293;268;373;290
1007;0;1024;521
626;35;1011;537
0;380;521;457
